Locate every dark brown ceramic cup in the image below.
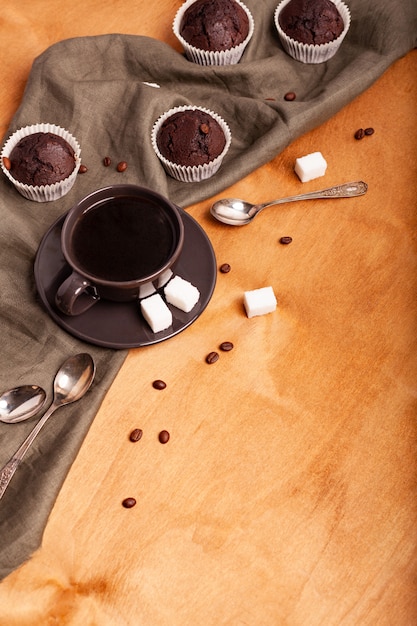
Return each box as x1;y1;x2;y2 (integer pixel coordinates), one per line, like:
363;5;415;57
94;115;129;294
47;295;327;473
55;185;184;316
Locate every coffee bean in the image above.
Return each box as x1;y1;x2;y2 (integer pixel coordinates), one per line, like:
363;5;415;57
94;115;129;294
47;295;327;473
2;156;11;170
279;236;293;244
122;497;136;508
117;161;128;172
79;164;88;173
220;341;234;352
129;428;143;442
158;430;170;444
152;379;167;390
103;156;111;167
206;351;219;364
284;92;296;101
364;127;375;135
220;263;231;273
354;128;365;140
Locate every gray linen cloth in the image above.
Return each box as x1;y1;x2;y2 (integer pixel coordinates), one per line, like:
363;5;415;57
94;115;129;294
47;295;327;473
0;0;416;580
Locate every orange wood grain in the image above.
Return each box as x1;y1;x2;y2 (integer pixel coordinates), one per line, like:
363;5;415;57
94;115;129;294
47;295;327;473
0;2;416;624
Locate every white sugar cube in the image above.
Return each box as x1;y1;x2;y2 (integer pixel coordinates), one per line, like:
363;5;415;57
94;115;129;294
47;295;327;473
140;293;172;333
294;151;327;183
243;286;277;318
156;268;173;288
139;281;156;299
164;275;200;313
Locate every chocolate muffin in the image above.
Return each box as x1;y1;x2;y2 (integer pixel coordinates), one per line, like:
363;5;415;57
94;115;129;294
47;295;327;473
156;109;226;167
179;0;250;52
152;106;231;182
9;132;76;186
278;0;344;45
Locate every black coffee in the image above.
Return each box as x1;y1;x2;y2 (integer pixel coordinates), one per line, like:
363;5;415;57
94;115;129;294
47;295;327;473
71;196;176;282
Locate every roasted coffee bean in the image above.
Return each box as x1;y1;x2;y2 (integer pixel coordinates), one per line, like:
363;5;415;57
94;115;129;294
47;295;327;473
284;91;296;101
206;351;219;364
79;164;88;173
152;379;167;390
220;341;234;352
122;497;136;508
117;161;128;172
354;128;365;140
158;430;170;444
129;428;143;442
220;263;231;273
103;156;111;166
364;127;375;135
200;123;209;134
279;236;293;244
2;156;11;170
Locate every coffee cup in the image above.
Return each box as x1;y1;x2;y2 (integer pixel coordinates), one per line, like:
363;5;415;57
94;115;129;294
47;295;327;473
55;184;184;316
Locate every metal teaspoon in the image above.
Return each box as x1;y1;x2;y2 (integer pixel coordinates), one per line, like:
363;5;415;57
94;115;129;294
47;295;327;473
0;353;95;501
0;385;47;423
210;181;368;225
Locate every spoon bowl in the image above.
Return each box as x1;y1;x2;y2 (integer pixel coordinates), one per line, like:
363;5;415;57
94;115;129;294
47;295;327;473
210;181;368;225
51;353;95;407
0;385;47;423
0;353;95;501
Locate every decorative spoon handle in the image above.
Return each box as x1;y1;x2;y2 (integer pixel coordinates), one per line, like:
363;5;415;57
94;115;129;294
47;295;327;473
260;181;368;209
0;404;56;500
0;458;21;499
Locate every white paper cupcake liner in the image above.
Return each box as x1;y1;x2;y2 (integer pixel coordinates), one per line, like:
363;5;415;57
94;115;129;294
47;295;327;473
1;123;81;202
173;0;255;66
274;0;351;64
151;106;232;183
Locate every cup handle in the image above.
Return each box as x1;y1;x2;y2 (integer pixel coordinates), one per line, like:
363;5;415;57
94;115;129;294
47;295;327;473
55;271;100;316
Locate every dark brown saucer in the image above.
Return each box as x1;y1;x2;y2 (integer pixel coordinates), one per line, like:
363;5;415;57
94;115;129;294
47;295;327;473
34;208;216;349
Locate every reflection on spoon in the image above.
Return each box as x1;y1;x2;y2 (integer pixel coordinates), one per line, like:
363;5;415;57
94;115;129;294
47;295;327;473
0;353;95;501
210;181;368;226
0;385;47;424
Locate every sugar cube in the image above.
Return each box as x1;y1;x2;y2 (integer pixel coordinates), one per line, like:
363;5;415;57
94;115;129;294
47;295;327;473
156;268;173;288
164;275;200;313
243;286;277;318
294;151;327;183
139;281;156;299
140;293;172;333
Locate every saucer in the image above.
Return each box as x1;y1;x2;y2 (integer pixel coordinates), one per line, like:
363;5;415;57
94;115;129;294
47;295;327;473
34;208;216;349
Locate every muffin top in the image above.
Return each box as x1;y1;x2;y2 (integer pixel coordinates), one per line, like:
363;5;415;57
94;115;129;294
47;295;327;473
278;0;344;45
156;109;226;167
179;0;250;52
9;132;76;186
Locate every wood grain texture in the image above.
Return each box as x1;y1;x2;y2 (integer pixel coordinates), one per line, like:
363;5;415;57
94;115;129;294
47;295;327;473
0;1;416;624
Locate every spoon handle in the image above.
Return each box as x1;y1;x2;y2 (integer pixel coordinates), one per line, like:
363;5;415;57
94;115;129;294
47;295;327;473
261;181;368;210
0;404;57;500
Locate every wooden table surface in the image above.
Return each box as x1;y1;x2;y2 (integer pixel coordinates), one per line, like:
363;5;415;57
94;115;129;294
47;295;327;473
0;2;416;625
